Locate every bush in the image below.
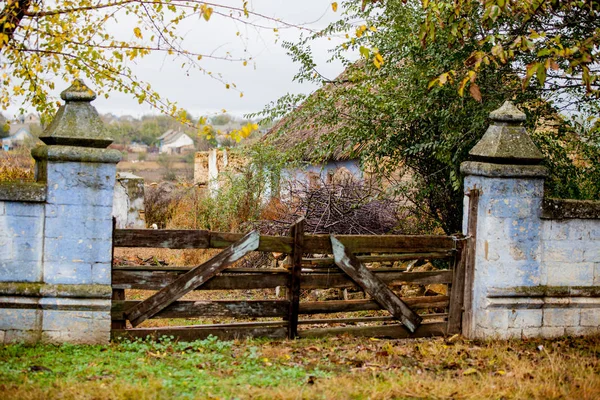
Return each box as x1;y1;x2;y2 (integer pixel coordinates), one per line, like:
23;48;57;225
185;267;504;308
144;183;182;228
0;150;35;182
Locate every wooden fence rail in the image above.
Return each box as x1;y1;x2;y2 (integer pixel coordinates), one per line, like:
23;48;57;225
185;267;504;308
111;222;465;341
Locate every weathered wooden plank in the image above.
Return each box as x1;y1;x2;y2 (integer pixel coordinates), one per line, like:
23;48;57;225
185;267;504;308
298;322;447;339
112;270;289;290
112;269;453;291
114;229;293;253
462;189;480;338
111;289;126;329
299;296;449;314
114;230;452;255
302;252;454;266
112;322;287;342
304;270;453;289
447;237;466;335
287;218;305;339
298;314;447;325
304;234;454;253
126;231;260;327
112;300;289;320
331;236;422;332
111;217;127;330
114;229;211;249
113;266;289;273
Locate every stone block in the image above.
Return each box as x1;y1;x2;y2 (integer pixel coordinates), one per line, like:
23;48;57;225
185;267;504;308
543;308;580;327
590;225;600;240
0;202;4;215
46;162;116;190
584;246;600;263
541;221;568;241
0;260;42;282
0;308;41;330
84;218;114;240
480;309;509;330
522;327;542;338
43;262;92;284
4;202;44;217
543;240;586;263
46;204;113;220
508;309;542;328
504;218;541;242
566;220;592;241
47;186;114;207
44;238;112;264
565;326;598;336
483;260;543;287
0;236;11;259
42;310;93;331
92;263;111;285
3;329;42;343
478;217;509;242
581;309;600;327
546;262;594;286
487;179;544;198
12;237;43;262
2;215;44;238
540;326;566;338
489;197;540;219
595;263;600;286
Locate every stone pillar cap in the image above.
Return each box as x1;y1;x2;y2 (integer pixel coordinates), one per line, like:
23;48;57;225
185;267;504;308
488;101;526;122
39;80;113;148
468;101;544;165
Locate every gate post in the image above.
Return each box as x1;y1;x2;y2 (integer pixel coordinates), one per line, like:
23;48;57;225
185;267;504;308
0;80;121;344
460;101;547;339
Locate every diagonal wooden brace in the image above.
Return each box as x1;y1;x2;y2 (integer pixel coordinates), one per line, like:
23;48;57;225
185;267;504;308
331;236;422;333
126;230;260;327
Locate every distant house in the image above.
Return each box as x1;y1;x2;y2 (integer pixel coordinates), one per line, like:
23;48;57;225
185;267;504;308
263;99;364;189
2;127;36;150
129;142;149;153
157;130;195;154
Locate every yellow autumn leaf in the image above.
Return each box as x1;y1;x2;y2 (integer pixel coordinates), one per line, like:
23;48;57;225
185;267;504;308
203;6;213;21
332;2;338;12
133;27;142;39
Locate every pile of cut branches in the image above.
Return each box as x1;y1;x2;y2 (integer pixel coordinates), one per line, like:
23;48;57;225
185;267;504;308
253;179;401;236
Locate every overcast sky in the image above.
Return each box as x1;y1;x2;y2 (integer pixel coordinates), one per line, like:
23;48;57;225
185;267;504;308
10;1;354;120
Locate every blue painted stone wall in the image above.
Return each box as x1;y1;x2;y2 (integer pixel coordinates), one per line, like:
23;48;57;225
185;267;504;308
0;202;45;282
463;173;600;339
0;156;117;344
43;161;116;285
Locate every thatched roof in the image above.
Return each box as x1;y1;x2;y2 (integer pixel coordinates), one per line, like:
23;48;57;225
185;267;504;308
262;67;367;162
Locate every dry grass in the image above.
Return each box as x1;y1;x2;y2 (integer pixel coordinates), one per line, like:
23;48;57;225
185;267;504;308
1;335;598;399
0;149;35;182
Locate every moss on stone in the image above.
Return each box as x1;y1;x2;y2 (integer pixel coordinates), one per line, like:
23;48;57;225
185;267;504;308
0;182;46;202
0;282;112;299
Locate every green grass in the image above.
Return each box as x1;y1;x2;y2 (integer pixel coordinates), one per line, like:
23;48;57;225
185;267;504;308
1;334;599;399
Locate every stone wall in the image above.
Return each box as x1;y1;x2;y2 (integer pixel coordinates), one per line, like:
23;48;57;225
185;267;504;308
194;148;248;195
0;80;120;344
461;102;600;339
113;172;145;228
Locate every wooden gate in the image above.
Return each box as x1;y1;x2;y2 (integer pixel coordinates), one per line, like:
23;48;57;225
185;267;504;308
111;220;467;341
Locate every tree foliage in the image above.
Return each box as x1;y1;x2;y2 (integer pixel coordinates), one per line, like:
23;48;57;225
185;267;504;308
414;0;600;116
0;0;309;124
260;0;599;234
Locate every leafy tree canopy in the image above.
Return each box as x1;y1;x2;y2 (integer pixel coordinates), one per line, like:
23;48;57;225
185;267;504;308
258;0;599;234
0;0;311;124
414;0;600;117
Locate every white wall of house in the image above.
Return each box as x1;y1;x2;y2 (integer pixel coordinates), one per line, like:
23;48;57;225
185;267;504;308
159;134;194;154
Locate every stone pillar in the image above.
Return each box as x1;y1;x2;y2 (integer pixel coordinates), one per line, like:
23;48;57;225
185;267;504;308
30;80;121;343
461;101;547;339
